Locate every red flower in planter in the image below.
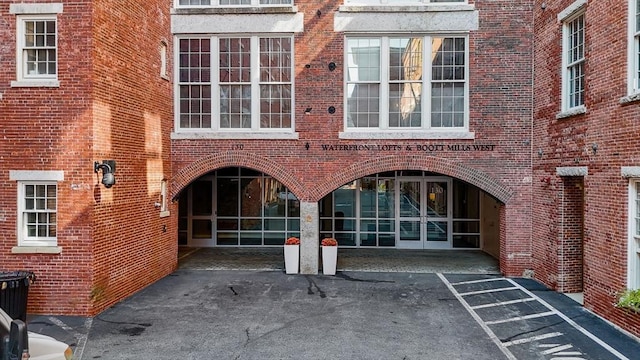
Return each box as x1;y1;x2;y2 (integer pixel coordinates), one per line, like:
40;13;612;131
285;237;300;245
321;238;338;246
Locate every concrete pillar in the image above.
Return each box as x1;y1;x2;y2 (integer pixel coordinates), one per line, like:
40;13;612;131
300;201;319;274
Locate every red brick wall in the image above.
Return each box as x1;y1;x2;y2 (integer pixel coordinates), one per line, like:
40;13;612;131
90;0;174;316
0;0;95;315
0;0;174;316
533;0;640;337
171;0;535;276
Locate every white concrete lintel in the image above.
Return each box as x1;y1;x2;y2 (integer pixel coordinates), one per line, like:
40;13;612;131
172;13;304;34
334;9;478;32
556;166;588;177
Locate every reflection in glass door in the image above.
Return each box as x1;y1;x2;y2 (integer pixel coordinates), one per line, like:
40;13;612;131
397;178;452;249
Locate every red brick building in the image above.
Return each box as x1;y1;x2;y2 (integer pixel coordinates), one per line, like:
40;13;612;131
533;0;640;338
0;0;175;315
0;0;637;339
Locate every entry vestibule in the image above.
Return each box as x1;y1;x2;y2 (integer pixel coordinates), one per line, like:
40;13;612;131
179;168;483;250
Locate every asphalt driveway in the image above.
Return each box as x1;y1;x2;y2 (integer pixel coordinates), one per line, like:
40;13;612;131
26;270;640;360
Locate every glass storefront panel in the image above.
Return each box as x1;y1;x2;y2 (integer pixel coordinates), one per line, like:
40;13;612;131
265;219;285;230
264;232;286;245
217;232;238;246
453;235;480;248
180;169;482;249
240;232;262;245
217;178;238;216
192;219;211;239
192;180;212;215
427;221;448;242
336;233;356;246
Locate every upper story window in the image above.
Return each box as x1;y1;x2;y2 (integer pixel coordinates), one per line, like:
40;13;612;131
628;0;640;95
176;36;293;132
344;0;465;4
20;182;57;246
559;1;586;114
10;3;62;88
9;170;63;249
345;36;468;133
176;0;292;7
630;180;640;290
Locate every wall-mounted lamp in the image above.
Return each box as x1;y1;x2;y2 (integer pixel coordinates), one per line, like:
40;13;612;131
304;107;312;114
537;149;543;157
94;160;116;188
591;143;598;155
328;62;336;71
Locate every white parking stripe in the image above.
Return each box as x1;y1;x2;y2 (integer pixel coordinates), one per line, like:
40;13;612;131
471;297;536;310
484;311;556;325
450;277;508;286
503;278;629;360
457;286;519;296
541;344;574;354
502;332;564;347
437;273;518;360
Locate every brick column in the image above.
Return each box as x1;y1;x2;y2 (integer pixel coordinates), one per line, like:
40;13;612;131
300;201;319;274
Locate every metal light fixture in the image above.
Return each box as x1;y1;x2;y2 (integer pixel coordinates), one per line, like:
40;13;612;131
94;160;116;188
591;143;598;155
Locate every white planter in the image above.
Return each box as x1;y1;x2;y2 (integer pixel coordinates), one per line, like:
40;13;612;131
322;246;338;275
284;245;299;274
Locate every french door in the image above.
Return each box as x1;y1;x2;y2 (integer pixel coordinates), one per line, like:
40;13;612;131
397;177;452;249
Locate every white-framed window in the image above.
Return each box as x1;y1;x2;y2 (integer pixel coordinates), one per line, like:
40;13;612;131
176;0;292;8
561;10;585;111
629;180;640;290
18;182;58;247
10;3;62;88
175;36;293;132
344;0;464;4
160;41;169;80
628;0;640;95
345;35;468;132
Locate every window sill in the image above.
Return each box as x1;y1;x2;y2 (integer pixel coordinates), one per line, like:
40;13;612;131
171;131;299;140
338;4;475;12
172;6;297;15
620;92;640;105
12;246;62;254
556;105;587;120
339;130;475;140
11;80;60;88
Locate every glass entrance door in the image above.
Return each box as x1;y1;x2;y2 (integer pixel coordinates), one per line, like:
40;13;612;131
397;177;452;249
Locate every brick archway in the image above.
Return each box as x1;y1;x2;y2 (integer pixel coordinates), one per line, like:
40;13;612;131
309;155;514;204
171;153;514;205
170;152;305;200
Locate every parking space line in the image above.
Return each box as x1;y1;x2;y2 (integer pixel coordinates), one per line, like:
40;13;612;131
471;298;536;310
441;275;631;359
437;273;518;360
458;286;519;296
450;278;507;286
484;311;556;325
503;278;629;360
502;332;564;347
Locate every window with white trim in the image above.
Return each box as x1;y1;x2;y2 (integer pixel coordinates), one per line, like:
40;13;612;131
344;0;464;4
628;0;640;94
561;11;585;111
176;0;292;8
345;36;468;131
17;15;57;81
19;182;57;247
176;36;293;131
630;180;640;290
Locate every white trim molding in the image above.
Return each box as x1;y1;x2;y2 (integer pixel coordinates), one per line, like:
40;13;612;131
9;170;64;181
